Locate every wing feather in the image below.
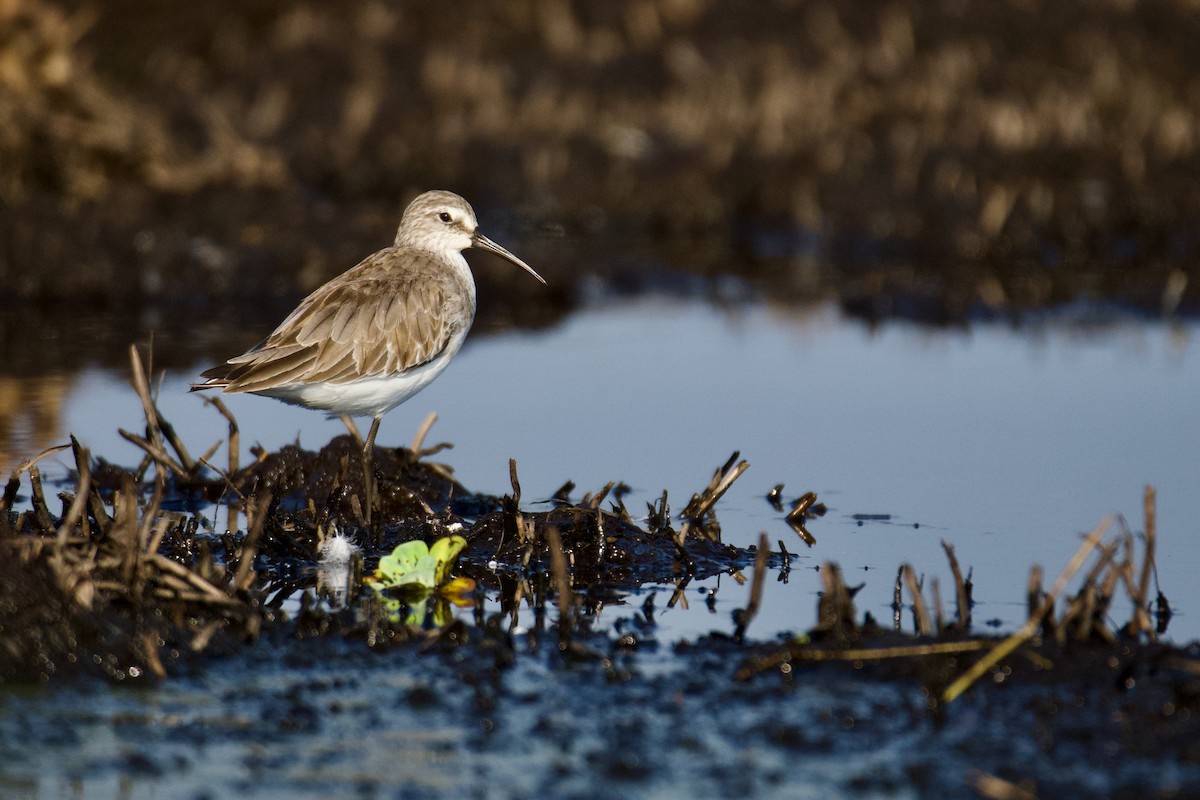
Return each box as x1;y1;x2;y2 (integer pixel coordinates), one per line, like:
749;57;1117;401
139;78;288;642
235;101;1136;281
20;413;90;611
206;250;472;394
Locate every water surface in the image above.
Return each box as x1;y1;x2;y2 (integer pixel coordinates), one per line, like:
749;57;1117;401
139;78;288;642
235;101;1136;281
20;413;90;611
8;297;1198;643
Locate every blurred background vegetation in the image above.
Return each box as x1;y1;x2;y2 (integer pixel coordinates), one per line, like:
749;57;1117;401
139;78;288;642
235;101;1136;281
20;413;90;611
1;0;1197;315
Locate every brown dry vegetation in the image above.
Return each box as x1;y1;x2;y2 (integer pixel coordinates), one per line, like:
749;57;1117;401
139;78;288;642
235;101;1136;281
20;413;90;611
0;0;1197;309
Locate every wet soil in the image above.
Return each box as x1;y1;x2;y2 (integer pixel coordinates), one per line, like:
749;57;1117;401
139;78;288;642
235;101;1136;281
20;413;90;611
2;586;1199;799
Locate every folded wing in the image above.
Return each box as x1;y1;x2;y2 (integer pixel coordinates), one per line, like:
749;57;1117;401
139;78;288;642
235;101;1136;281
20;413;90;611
194;253;468;394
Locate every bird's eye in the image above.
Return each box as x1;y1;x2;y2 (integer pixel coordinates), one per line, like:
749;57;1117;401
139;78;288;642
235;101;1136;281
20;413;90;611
438;211;452;223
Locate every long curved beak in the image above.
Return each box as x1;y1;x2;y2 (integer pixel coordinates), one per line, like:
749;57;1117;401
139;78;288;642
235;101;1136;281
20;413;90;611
471;232;546;285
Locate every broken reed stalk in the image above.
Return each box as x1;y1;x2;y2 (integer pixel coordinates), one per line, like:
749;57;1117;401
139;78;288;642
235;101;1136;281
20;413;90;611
816;561;856;639
233;492;271;593
785;492;818;546
943;516;1112;703
1055;539;1121;644
4;443;69;520
692;454;749;520
932;577;944;632
134;474;166;574
118;429;189;480
128;345;164;454
795;639;993;662
1131;485;1157;638
198;457;247;504
200;395;239;474
67;437;92;539
676;452;750;545
55;442;91;559
892;566;904;631
735;638;994;680
129;345;196;474
150;554;232;603
940;540;971;629
733;533;770;639
408;411;452;460
508;458;522;506
546;525;574;639
411;411;437;453
902;564;933;636
1026;564;1050;636
583;481;615;510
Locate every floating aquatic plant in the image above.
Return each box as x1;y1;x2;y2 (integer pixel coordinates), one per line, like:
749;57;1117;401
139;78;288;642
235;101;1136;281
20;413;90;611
367;535;475;604
365;535;476;627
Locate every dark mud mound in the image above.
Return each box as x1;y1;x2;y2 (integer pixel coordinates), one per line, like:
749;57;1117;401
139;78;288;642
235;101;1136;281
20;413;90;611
231;433;488;527
0;371;764;683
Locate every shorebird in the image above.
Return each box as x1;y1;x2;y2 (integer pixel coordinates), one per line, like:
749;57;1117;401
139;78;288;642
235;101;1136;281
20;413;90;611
192;190;545;524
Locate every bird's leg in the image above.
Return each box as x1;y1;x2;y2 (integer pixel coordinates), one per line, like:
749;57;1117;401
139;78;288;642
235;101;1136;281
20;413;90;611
362;416;382;529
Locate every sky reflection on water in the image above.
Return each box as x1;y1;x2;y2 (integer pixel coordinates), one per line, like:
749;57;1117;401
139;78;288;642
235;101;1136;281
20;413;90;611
13;298;1200;642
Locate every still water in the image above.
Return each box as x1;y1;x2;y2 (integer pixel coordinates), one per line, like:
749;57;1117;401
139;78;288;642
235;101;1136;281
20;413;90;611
7;296;1198;643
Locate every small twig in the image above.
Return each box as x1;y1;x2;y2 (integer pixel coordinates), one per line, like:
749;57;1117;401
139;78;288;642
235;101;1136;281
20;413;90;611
816;562;857;639
9;443;71;481
940;540;971;629
892;566;904;631
67;437;92;539
156;409;196;475
733;533;770;640
145;516;174;561
735;639;992;681
1134;485;1157;638
149;553;231;602
1026;563;1048;631
194;439;222;472
128;345;163;451
785;491;818;547
199;457;248;503
932;577;944;632
667;574;691;610
508;458;522;506
149;587;244;608
677;453;749;545
683;453;749;522
546;526;573;639
903;564;933;636
233;493;271;593
56;457;91;543
28;466;56;532
201;394;240;474
583;481;615;510
410;412;440;456
129;344;197;473
2;443;70;530
119;429;190;480
137;473;166;554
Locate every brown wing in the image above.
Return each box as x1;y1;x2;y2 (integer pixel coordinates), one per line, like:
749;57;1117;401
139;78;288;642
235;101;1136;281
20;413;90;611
196;251;470;393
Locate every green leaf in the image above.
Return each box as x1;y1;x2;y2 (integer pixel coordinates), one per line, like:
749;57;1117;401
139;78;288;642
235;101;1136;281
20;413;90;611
376;540;429;583
428;535;467;583
370;535;470;591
